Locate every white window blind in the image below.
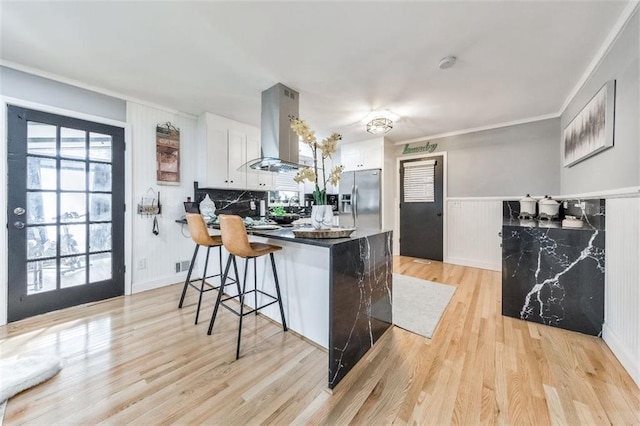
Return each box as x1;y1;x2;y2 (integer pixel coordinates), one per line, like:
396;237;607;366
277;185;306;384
274;171;301;191
403;160;436;203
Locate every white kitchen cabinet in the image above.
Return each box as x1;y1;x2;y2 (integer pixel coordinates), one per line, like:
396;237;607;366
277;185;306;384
340;138;383;171
246;129;274;190
200;112;273;190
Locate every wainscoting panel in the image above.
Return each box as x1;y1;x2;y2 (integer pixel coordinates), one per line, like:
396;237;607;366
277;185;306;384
446;199;502;271
603;197;640;386
127;102;199;293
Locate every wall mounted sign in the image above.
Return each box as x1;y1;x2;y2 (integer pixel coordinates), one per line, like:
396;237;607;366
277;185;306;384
402;141;438;155
563;80;615;167
156;122;180;185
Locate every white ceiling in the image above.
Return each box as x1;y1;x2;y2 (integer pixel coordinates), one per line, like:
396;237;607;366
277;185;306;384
0;1;631;143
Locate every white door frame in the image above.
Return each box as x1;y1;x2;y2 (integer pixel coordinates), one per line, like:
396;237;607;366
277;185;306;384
395;151;448;261
0;96;132;325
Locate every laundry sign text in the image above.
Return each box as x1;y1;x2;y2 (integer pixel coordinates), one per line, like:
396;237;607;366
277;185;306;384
402;141;438;155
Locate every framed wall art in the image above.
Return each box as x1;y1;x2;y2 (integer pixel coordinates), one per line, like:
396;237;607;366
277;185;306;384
563;80;615;167
156;122;180;185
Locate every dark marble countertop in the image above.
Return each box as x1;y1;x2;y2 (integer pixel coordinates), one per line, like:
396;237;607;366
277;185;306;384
176;219;390;248
503;218;603;231
250;227;391;248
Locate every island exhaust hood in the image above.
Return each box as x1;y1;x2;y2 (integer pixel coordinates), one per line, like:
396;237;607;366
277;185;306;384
245;83;304;173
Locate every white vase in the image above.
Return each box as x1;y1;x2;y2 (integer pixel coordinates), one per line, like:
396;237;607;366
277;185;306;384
199;194;216;219
311;205;333;230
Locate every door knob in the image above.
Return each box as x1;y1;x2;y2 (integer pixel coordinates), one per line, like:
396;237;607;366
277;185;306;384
13;221;25;229
13;207;25;216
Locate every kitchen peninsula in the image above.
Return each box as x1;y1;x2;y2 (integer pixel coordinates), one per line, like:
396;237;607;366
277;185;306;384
251;227;392;388
188;221;393;390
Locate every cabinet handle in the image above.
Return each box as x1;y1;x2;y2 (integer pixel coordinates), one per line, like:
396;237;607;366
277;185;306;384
230;180;234;183
498;232;502;237
225;180;228;183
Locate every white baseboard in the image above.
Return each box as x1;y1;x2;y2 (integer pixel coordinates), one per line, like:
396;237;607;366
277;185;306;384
132;272;187;294
446;256;501;272
602;322;640;387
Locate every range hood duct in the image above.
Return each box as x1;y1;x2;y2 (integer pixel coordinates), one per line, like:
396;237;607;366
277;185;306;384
246;83;304;173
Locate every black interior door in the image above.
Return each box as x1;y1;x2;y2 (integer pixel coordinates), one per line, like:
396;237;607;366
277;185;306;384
7;105;125;322
399;155;444;260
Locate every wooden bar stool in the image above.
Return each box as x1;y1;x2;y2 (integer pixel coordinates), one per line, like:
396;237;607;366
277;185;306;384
207;214;288;359
178;213;239;324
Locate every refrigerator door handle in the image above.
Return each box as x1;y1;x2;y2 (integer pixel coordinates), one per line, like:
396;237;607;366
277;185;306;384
351;185;356;224
353;185;358;221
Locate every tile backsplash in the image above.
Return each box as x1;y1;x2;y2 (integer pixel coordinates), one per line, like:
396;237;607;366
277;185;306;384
193;182;267;218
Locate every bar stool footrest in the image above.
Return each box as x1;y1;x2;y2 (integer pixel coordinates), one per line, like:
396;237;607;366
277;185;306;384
219;290;279;317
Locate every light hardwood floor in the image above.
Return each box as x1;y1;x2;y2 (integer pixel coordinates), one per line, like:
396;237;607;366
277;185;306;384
1;256;638;425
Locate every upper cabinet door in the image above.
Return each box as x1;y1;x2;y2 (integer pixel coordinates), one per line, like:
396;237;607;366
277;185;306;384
245;127;274;190
206;127;229;188
227;129;247;189
340;140;382;171
360;142;382;170
340;143;362;171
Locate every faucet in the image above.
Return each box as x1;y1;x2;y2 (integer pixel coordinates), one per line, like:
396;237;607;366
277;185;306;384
288;195;300;208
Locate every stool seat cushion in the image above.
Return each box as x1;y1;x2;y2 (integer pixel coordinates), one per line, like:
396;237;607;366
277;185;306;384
186;213;223;247
247;242;282;258
218;214;282;258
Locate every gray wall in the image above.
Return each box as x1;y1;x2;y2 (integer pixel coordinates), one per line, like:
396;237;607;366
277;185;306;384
0;66;126;122
396;118;561;197
560;9;639;193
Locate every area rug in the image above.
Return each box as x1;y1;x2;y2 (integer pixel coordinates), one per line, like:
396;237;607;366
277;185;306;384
393;273;456;338
0;355;62;403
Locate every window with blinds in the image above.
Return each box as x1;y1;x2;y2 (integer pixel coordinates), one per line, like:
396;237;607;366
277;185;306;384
403;160;436;203
274;170;301;192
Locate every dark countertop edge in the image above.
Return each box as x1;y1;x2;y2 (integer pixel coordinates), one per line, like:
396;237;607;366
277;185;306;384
502;219;604;231
176;219;391;248
251;228;392;248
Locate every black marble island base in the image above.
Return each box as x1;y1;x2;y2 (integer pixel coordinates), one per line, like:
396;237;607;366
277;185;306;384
248;228;393;390
329;231;393;388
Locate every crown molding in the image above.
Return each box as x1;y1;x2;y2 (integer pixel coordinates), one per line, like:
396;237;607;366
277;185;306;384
558;1;640;115
0;60;198;119
394;113;559;146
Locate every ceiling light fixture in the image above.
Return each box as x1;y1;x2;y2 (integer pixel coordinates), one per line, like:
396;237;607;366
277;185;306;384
366;117;393;134
438;55;457;70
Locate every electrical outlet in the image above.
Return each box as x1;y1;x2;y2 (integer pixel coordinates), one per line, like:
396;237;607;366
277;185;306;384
137;258;146;270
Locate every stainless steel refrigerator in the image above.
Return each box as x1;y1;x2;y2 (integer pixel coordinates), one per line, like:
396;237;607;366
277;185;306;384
339;169;382;229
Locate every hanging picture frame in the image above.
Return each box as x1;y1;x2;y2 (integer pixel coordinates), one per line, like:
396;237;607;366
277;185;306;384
563;80;615;167
156;122;180;185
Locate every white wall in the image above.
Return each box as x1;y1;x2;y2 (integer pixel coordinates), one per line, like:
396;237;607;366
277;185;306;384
560;9;639;194
603;197;640;386
0;66;126;122
127;102;200;293
395;118;561;198
446;199;502;271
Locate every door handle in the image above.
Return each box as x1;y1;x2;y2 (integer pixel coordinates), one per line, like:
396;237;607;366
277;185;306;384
351;185;356;223
13;221;25;229
354;185;358;219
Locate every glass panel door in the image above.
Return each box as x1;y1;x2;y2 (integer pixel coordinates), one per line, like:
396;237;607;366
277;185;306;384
7;106;125;322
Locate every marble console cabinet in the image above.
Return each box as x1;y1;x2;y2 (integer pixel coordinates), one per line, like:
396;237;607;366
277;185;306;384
501;201;605;336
